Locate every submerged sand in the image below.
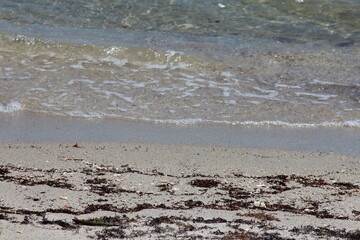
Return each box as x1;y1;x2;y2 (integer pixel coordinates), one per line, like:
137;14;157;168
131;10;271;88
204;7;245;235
0;142;359;239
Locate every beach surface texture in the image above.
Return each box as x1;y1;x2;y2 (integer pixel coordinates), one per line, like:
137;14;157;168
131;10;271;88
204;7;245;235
0;142;359;239
1;1;360;239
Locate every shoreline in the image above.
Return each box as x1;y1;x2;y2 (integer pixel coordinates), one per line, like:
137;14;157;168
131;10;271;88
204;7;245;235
1;113;360;239
0;142;359;239
1;112;360;156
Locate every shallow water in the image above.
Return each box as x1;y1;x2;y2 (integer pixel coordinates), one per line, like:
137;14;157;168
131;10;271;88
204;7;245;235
0;0;359;127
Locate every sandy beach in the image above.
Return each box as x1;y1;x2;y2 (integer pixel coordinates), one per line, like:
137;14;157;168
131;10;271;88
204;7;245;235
2;1;360;239
0;141;359;239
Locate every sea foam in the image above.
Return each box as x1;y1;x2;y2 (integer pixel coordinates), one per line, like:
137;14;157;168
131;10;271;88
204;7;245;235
0;101;22;113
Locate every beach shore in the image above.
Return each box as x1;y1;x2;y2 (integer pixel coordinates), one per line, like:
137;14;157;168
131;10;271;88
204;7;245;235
0;141;359;239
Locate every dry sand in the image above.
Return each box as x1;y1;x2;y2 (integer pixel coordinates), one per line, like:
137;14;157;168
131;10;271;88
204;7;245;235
0;142;359;239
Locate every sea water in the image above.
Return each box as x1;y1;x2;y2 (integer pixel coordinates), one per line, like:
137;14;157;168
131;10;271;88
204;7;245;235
0;0;360;127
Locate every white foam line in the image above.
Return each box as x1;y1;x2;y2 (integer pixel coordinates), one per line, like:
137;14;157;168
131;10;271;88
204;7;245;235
275;83;302;89
136;118;360;128
310;79;347;86
295;92;337;100
145;64;167;69
30;88;47;91
0;101;22;113
67;79;95;85
100;56;128;67
47;109;360;128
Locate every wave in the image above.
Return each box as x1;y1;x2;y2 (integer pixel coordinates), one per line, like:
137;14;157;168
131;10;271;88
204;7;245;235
1;31;359;129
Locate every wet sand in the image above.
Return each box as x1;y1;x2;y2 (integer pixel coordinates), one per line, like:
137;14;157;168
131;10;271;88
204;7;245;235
1;112;360;156
0;142;359;239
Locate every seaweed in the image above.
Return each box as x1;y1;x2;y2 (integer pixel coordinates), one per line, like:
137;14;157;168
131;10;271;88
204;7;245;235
1;162;358;239
40;217;77;230
291;226;360;239
223;230;292;240
0;214;10;220
224;186;252;199
0;167;10;175
0;172;74;189
193;217;227;224
73;218;118;227
86;178;108;184
157;183;173;192
190;179;220;188
147;216;174;226
96;228;126;239
236;212;279;222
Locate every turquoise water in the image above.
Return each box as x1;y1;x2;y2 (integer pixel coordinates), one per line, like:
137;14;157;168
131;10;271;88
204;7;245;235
0;0;359;127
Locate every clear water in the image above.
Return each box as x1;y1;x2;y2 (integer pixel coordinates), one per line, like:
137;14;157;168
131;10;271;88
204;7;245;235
0;0;360;127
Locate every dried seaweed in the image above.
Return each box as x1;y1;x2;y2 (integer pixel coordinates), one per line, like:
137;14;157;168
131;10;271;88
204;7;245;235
40;217;77;230
291;226;360;239
190;179;220;188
